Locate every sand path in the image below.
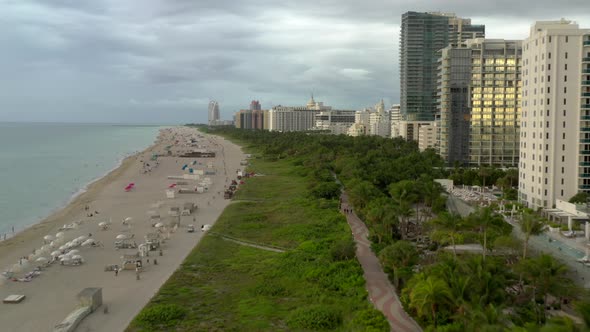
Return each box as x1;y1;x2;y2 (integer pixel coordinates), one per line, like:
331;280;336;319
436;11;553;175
0;127;244;332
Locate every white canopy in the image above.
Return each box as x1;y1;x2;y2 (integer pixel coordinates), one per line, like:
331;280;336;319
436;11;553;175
50;250;61;257
124;217;133;222
154;222;164;228
68;249;80;255
55;232;65;238
35;257;48;263
116;234;127;240
43;235;54;241
71;255;83;260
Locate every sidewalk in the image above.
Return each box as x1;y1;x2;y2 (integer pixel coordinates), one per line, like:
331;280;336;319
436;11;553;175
341;193;422;332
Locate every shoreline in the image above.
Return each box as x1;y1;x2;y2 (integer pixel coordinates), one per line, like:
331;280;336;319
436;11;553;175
0;145;154;246
0;126;245;331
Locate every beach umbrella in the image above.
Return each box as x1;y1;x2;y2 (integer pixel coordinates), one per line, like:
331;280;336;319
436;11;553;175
68;249;80;255
82;239;95;247
49;241;56;248
71;255;83;260
116;234;127;240
60;257;71;262
98;222;107;227
40;245;50;252
124;217;133;223
56;232;65;238
59;245;68;251
154;222;164;228
36;257;48;263
51;251;61;257
43;235;54;242
76;235;88;242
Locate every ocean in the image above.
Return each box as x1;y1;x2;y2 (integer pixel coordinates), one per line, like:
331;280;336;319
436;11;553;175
0;123;164;237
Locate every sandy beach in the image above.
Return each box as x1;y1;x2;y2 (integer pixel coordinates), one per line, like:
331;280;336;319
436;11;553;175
0;126;244;332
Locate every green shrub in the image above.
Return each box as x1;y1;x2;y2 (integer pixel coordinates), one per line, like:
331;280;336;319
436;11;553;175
330;238;356;261
286;305;342;330
350;308;390;331
136;304;187;328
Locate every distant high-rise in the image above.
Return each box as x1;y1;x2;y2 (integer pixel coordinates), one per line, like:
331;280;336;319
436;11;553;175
249;100;261;111
438;38;522;167
208;101;220;125
519;20;590;209
400;12;484;122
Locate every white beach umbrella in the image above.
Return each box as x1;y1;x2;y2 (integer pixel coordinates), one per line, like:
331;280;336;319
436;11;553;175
36;257;48;263
124;217;133;222
59;245;68;251
39;245;49;253
43;235;54;242
20;259;30;269
75;235;88;242
49;241;56;248
60;257;71;262
68;249;80;255
154;222;164;228
116;234;127;240
55;232;65;238
51;250;61;257
71;255;83;260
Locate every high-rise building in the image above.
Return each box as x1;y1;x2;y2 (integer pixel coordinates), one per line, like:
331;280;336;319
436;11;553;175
519;20;590;209
390;104;402;138
208;101;220;125
267;96;332;132
400;12;484;122
438;38;522;167
234;109;267;129
249;100;262;111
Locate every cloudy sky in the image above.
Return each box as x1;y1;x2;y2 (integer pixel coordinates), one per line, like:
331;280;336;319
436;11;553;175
2;1;590;124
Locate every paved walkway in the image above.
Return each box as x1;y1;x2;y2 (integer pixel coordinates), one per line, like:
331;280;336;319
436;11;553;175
341;193;422;332
209;232;286;253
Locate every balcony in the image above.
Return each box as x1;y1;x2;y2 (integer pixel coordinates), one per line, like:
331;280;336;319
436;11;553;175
581;139;590;143
584;57;590;62
580;185;590;189
584;69;590;74
582;127;590;131
581;174;590;178
585;40;590;46
580;162;590;166
583;105;590;109
582;115;590;120
582;151;590;155
583;93;590;97
584;81;590;85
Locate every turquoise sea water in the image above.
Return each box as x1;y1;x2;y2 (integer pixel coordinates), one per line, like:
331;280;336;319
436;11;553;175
0;123;164;236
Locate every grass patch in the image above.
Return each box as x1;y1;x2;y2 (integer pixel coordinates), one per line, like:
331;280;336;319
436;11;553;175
127;155;388;331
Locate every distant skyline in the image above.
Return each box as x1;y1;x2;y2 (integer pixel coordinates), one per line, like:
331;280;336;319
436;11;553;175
2;1;590;124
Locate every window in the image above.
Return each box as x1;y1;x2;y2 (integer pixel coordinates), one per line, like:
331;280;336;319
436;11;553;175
561;190;564;196
548;52;551;59
561;178;564;185
565;64;568;70
564;98;567;105
546;144;549;150
546;133;549;139
564;87;567;93
564;110;567;116
547;98;550;105
563;121;566;128
562;167;565;173
562;156;565;162
562;144;565;151
545;178;548;185
548;63;551;70
546;156;549;162
565;75;567;82
548;75;551;82
547;110;550;116
545;167;548;173
548;87;551;93
563;133;566;139
549;36;552;42
547;121;550;128
565;52;568;59
566;36;568;43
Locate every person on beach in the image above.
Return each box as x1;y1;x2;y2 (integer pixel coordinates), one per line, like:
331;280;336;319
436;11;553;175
115;267;119;276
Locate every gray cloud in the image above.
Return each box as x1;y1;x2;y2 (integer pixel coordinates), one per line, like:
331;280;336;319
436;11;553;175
0;0;589;123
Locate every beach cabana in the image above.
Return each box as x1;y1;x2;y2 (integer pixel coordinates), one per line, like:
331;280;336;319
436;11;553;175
120;253;142;270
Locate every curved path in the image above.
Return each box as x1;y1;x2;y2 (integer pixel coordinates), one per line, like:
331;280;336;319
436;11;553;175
341;193;422;332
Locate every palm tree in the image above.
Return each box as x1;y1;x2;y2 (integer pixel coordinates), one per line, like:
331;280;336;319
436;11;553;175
520;211;546;259
519;254;573;309
468;207;511;261
395;201;414;239
409;275;452;326
379;240;418;288
431;212;464;259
